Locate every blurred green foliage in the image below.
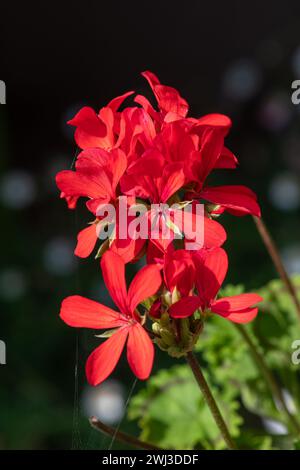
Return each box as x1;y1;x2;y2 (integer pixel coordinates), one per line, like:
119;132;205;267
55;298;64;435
127;276;300;450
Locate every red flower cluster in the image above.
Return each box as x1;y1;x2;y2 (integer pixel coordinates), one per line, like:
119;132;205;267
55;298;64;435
57;71;262;386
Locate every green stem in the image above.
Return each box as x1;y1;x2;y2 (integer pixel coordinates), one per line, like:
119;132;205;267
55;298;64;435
89;417;161;450
186;352;237;449
236;324;300;435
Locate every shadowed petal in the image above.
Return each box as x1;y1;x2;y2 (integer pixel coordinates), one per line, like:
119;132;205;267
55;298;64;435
169;296;201;318
211;293;263;313
194;247;228;305
212;307;259;324
128;264;162;312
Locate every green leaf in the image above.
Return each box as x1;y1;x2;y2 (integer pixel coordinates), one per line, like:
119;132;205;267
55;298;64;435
128;364;242;450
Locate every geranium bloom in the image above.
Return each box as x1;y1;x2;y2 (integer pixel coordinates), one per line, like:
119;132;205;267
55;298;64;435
57;72;263;388
169;247;262;323
60;251;161;385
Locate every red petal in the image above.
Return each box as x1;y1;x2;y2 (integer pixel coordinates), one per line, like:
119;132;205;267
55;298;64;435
74;225;98;258
203;217;227;248
110;237;146;264
127;264;162;312
60;295;125;329
101;251;129;314
197;128;225;183
127;323;154;380
160;162;186;202
107;91;135;112
181;208;227;250
211;293;263;313
60;193;79;209
142;71;189;117
146;241;165;266
86;197;111;215
195;113;232;132
149;299;162;318
110;149;127;191
86;328;129;386
127;149;165;177
67;107;107;149
194;247;228;305
213;307;259;324
134;94;159;120
75;148;111;171
214;147;238;169
200;185;261;217
169;296;201;318
56;170;113;200
164;249;195;296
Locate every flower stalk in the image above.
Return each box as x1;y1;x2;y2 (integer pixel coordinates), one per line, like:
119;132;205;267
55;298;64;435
89;416;161;450
186;351;237;450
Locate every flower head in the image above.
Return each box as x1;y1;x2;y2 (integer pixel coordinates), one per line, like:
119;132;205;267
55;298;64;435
57;71;263;384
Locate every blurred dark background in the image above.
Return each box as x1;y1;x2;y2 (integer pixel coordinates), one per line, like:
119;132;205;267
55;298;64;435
1;0;300;449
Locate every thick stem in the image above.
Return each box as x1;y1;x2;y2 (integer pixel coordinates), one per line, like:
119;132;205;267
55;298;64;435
253;216;300;319
89;417;161;450
186;352;237;449
236;324;300;435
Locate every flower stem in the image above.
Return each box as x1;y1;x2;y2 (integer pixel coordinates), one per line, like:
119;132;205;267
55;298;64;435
89;416;161;450
235;324;300;435
186;351;237;449
253;216;300;319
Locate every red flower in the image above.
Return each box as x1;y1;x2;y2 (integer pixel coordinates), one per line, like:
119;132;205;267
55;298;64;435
169;247;262;323
60;251;161;385
56;71;264;389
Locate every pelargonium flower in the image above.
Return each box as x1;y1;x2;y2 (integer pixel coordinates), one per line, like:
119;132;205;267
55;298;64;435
57;71;263;386
60;251;161;385
169;247;263;323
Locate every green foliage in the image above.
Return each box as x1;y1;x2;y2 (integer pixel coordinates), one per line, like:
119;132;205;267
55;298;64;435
128;365;242;449
128;276;300;450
